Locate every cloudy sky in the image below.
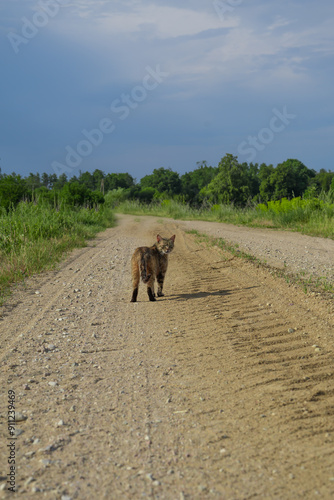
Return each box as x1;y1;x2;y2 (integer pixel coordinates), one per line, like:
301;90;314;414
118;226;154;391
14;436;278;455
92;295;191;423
1;0;333;181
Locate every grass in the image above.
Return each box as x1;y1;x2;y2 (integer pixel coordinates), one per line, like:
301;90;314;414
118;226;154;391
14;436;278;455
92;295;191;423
0;202;115;304
115;198;334;239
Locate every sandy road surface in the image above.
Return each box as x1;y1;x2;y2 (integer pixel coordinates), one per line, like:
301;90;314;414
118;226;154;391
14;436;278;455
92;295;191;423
1;214;334;499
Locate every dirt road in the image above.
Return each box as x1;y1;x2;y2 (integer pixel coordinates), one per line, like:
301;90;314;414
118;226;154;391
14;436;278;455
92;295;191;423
1;214;334;499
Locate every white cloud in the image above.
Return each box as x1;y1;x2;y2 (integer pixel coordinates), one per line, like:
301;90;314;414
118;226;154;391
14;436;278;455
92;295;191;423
64;2;237;37
267;16;295;31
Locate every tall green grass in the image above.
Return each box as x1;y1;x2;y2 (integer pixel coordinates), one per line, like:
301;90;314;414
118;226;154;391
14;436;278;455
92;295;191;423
257;197;334;238
0;202;115;303
115;198;334;239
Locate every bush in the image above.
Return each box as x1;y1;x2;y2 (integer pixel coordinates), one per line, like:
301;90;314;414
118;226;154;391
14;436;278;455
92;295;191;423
104;188;130;208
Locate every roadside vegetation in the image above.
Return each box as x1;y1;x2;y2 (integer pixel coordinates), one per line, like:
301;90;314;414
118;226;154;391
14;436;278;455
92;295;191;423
0;199;114;304
116;196;334;239
107;154;334;238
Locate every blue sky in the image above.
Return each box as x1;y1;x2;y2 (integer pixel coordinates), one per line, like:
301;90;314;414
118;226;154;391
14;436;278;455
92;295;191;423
1;0;333;181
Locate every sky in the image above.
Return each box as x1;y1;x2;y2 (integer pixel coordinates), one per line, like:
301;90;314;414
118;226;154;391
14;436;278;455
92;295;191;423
1;0;334;182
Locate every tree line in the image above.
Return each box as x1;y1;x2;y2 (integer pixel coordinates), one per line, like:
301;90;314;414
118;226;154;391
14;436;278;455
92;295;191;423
1;154;333;210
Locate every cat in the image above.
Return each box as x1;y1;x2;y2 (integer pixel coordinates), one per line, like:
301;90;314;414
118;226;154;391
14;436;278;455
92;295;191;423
131;234;175;302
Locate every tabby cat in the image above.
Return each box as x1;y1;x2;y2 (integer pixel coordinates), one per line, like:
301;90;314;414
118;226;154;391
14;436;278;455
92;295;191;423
131;234;175;302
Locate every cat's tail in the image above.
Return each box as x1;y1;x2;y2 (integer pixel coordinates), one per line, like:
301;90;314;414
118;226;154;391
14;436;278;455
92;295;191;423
140;254;151;283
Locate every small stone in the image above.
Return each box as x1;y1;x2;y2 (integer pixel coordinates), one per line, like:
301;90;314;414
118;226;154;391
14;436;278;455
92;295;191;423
48;381;58;387
15;412;27;422
288;328;295;334
40;459;51;466
56;419;64;427
61;496;72;500
24;477;35;486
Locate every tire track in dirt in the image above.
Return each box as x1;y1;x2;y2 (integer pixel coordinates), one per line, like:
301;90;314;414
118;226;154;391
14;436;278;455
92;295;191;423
1;214;333;499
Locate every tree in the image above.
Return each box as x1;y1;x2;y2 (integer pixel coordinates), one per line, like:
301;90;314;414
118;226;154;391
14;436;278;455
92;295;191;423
89;190;105;205
104;173;135;191
60;182;90;206
269;159;314;200
311;169;334;194
200;154;252;205
181;161;218;205
247;162;260;200
25;172;41;192
0;175;27;210
78;171;95;190
41;172;50;188
258;163;275;202
92;169;105;191
53;173;68;190
137;187;156;203
48;174;58;189
140;167;182;196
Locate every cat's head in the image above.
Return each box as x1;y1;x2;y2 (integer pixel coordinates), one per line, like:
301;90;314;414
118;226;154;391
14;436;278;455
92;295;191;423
156;234;175;254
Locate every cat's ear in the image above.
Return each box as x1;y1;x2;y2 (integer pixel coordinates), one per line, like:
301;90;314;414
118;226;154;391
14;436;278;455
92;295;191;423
170;235;176;242
157;234;161;242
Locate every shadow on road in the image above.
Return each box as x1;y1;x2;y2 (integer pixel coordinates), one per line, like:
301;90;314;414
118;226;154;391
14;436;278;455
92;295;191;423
166;285;261;301
167;289;232;301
